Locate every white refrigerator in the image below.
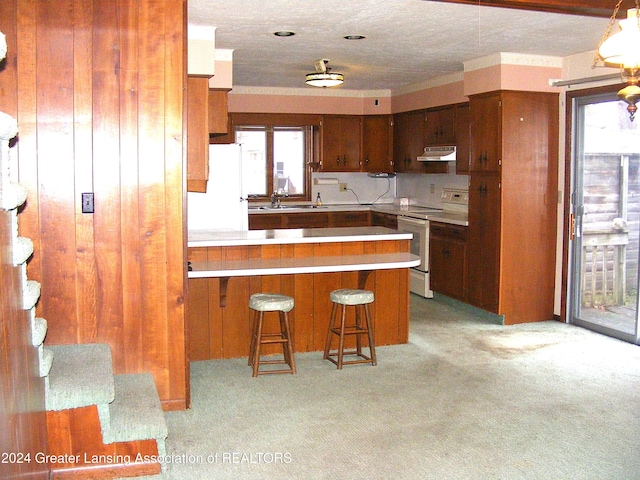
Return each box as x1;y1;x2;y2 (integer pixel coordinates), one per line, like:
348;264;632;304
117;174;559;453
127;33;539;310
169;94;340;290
187;143;249;231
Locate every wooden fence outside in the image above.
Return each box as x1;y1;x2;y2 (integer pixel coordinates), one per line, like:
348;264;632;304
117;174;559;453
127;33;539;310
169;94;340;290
581;153;639;307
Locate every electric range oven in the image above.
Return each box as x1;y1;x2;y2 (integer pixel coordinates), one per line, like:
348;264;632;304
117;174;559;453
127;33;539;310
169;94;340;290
395;188;469;298
396;214;434;298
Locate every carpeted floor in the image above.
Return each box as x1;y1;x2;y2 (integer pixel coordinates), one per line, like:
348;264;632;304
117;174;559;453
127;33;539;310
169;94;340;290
155;294;640;479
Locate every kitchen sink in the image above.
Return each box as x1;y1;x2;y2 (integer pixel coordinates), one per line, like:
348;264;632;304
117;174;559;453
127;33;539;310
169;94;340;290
258;205;327;210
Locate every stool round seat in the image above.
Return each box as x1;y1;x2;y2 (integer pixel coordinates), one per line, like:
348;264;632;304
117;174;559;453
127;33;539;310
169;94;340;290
249;293;294;312
329;289;374;306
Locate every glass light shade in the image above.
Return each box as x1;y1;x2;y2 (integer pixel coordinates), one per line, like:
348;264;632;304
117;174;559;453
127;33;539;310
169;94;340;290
599;8;640;68
305;72;344;88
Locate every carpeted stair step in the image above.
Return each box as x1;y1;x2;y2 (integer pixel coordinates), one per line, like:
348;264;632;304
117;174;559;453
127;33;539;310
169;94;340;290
45;343;115;411
31;316;47;346
101;373;168;449
39;346;53;378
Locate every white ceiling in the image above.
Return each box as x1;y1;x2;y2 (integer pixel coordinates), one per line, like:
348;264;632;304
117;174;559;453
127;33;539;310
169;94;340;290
188;0;611;92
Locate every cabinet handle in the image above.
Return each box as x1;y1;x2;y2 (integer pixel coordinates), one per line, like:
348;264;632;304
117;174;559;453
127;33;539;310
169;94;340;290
365;156;369;164
336;156;340;165
343;155;347;165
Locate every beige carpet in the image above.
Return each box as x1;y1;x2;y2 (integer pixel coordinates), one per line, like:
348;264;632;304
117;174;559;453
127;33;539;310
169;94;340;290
156;294;640;479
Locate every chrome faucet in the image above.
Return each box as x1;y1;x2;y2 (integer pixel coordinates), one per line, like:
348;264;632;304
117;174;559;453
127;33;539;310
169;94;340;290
270;190;289;208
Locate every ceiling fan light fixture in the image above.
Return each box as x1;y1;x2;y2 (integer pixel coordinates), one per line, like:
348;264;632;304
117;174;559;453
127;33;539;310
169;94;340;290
305;72;344;87
306;59;344;88
596;1;640;120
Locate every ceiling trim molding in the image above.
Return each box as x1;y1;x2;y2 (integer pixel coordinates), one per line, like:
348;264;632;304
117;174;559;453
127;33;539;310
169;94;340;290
391;71;464;97
229;86;392;98
464;52;563;72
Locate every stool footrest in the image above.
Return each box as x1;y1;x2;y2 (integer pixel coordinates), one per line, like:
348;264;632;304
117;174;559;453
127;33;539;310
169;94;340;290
325;352;375;367
257;337;289;345
329;326;370;336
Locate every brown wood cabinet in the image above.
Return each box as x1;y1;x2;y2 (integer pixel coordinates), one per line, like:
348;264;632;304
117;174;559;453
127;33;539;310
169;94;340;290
392;110;449;174
467;91;558;324
393;110;426;173
330;210;371;227
187;76;210;193
208;89;229;135
362;115;393;172
320;115;362;172
469;94;502;173
424;106;456;146
370;211;398;229
429;222;468;302
467;174;501;312
249;210;371;230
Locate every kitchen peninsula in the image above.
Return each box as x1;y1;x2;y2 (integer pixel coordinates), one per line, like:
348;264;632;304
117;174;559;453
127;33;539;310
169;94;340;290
187;227;419;361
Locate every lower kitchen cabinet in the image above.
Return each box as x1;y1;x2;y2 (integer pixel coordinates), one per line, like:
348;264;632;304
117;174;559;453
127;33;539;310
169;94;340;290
429;222;467;302
370;211;398;229
329;211;370;227
248;210;370;230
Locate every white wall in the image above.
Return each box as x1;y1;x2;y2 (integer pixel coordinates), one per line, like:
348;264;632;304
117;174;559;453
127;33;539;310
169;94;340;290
311;172;397;205
396;165;469;207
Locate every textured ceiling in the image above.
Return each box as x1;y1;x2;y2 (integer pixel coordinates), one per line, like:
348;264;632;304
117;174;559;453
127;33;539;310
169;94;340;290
188;0;612;91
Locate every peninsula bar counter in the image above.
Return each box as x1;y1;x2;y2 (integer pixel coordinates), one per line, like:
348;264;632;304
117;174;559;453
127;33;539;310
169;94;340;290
187;227;418;361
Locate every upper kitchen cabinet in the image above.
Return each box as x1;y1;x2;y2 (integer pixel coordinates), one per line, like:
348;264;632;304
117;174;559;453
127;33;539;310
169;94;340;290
362;115;393;172
187;76;209;193
454;103;471;174
393;110;447;174
424;106;456;146
469;94;502;172
208;89;229;135
320;115;362;172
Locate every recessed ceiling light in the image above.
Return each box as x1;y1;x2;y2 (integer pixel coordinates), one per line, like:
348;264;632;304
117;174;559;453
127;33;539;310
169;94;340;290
273;31;295;37
344;35;365;40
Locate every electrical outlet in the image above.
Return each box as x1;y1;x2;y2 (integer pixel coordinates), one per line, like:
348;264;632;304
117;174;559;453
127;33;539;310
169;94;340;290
339;183;348;191
81;192;94;214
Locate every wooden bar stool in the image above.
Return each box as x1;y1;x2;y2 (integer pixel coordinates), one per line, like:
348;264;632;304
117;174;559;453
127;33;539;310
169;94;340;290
323;289;377;369
248;293;296;377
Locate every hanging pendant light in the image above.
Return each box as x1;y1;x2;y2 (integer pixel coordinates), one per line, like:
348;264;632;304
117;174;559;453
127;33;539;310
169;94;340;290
306;59;344;88
595;0;640;121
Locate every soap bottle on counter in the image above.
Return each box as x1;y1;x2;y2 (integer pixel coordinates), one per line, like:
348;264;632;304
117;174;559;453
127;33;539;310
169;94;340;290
316;193;322;206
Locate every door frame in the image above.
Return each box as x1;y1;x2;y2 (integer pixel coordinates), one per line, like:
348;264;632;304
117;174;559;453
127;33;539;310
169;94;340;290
562;82;640;344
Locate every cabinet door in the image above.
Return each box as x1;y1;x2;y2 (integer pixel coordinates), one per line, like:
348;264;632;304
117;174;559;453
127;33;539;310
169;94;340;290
429;222;467;302
455;103;470;174
321;116;361;172
284;212;330;229
470;94;502;173
208;89;229;135
467;174;501;312
187;77;209;193
370;211;397;229
248;213;283;230
424;107;455;146
393;111;426;173
330;211;370;227
362;115;393;172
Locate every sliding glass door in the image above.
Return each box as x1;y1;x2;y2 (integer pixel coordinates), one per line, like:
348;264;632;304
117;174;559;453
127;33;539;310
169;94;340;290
569;91;640;344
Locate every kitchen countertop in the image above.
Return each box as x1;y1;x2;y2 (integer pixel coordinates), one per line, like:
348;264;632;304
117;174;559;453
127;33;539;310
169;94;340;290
248;203;370;214
188;226;413;248
248;202;469;227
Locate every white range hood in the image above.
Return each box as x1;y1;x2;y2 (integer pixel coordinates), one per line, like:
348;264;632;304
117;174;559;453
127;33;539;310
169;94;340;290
417;146;456;162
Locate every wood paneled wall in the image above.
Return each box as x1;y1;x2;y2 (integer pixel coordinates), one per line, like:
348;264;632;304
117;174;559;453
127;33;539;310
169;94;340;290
0;0;188;409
